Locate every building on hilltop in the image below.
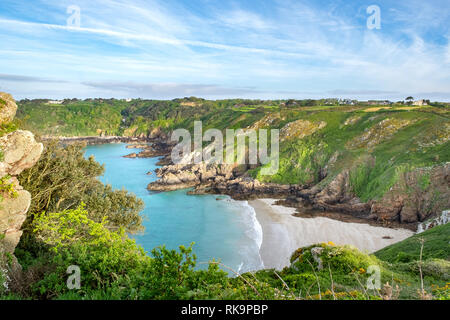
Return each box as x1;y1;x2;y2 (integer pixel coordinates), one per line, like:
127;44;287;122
47;100;63;105
412;99;429;106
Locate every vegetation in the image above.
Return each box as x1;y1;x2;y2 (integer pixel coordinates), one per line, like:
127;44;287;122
375;224;450;263
0;175;18;203
0;120;19;138
1;97;447;300
3;208;448;299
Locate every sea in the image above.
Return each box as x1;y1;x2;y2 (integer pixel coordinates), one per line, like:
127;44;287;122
84;143;264;273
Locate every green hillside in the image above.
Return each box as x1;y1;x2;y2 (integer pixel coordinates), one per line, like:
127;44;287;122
375;223;450;263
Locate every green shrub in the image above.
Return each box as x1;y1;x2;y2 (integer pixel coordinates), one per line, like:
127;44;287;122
31;204;149;298
0;175;18;203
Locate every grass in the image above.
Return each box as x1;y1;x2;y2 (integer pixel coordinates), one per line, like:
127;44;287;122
254;108;449;202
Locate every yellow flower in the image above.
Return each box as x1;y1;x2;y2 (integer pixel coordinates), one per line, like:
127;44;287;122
327;241;335;246
359;268;366;274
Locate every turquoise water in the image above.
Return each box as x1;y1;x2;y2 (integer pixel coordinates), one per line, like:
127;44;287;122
84;143;263;273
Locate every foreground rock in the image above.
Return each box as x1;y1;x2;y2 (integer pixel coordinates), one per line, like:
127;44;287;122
371;163;450;223
41;135;147;145
0;93;43;277
0;92;17;124
0;130;44;176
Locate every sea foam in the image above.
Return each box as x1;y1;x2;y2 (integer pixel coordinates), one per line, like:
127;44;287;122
229;199;265;272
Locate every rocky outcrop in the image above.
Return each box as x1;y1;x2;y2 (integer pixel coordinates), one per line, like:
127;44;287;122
312;170;371;214
0;130;43;176
124;141;175;161
371;163;450;224
0;93;43;276
280;119;327;141
148;163;237;191
287;162;449;226
147;148;448;228
347;118;415;149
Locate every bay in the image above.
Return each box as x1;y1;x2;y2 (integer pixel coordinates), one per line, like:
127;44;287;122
84;143;264;273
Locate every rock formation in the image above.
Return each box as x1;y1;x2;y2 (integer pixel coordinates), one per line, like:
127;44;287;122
147;162;297;199
0;92;43;275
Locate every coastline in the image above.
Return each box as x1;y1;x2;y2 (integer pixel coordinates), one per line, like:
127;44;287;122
249;198;414;270
84;141;418;271
40;135;149;145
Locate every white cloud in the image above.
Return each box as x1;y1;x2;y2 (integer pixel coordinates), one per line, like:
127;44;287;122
0;0;449;100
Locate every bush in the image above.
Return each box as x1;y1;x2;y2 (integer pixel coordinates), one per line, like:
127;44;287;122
30;205;149;298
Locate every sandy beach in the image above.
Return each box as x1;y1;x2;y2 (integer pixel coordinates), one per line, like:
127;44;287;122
249;198;414;270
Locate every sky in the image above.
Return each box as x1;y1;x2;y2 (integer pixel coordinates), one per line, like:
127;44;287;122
0;0;449;101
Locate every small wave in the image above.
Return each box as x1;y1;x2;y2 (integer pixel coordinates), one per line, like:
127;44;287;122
242;201;263;250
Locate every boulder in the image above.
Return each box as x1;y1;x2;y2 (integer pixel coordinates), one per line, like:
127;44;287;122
0;180;30;254
400;203;419;223
0;130;43;177
0;93;43;278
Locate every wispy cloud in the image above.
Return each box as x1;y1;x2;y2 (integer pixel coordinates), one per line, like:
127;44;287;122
0;73;65;83
82;81;260;98
0;0;449;100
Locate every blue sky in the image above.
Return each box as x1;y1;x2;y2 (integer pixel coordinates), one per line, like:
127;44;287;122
0;0;449;100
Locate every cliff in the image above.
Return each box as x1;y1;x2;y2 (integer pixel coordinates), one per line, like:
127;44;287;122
0;92;43;276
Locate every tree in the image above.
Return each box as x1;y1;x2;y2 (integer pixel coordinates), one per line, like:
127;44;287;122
405;96;414;105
